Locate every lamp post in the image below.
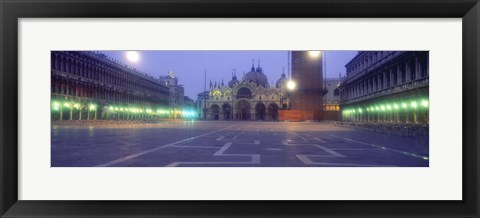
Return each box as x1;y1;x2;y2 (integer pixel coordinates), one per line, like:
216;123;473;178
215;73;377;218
286;80;297;110
286;80;296;91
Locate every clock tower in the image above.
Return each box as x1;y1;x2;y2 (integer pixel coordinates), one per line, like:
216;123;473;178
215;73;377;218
289;51;323;120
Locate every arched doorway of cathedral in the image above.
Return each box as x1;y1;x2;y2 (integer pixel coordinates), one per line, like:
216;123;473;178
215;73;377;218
211;104;220;120
268;103;279;120
255;102;266;120
222;103;232;120
237;87;252;99
282;103;288;110
235;100;251;120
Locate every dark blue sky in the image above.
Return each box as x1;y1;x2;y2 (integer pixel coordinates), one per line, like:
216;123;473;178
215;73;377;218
101;51;358;99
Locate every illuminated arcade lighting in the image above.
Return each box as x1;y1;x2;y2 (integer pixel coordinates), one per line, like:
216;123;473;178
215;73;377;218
402;103;408;109
308;51;321;58
421;99;429;108
411;101;417;109
393;104;399;110
52;101;60;111
89;104;96;111
386;104;392;111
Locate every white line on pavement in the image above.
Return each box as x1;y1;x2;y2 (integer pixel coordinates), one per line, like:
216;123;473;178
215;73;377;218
170;145;219;149
213;142;233;156
328;135;429;160
95;124;239;167
283;140;344;158
313;137;328;143
167;142;261;167
296;155;396;167
331;148;383;151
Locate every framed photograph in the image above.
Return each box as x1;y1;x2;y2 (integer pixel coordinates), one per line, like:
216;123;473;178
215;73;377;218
1;0;479;217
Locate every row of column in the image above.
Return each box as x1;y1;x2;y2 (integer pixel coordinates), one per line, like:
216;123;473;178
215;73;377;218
342;109;429;124
52;52;164;96
52;80;165;106
342;55;428;100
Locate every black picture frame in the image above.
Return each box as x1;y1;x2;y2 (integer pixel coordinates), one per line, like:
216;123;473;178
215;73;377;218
1;0;479;217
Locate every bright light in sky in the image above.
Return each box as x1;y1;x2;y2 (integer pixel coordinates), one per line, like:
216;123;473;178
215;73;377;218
308;51;321;58
126;51;140;63
287;80;296;90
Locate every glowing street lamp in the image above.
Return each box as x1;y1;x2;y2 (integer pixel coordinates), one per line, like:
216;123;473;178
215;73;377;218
411;101;417;109
421;99;429;108
308;51;321;58
52;101;60;111
125;51;140;63
286;80;296;91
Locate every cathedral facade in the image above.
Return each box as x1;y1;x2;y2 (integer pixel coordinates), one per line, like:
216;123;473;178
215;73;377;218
200;62;289;121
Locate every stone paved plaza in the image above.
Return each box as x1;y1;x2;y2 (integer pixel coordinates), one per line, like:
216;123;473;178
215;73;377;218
51;121;429;167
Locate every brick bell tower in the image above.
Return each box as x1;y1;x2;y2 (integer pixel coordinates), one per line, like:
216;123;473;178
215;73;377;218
289;51;323;120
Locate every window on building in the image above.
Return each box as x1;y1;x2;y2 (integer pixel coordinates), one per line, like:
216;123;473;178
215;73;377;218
410;59;416;81
392;68;398;85
420;55;428;77
400;64;406;83
237;87;252;99
386;72;390;87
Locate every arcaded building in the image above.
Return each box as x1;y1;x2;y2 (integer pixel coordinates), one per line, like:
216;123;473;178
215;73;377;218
339;51;429;124
200;63;288;121
50;51;170;121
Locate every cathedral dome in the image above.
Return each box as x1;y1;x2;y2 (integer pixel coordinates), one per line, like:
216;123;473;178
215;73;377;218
228;76;239;88
244;70;269;87
276;71;288;88
243;62;269;87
